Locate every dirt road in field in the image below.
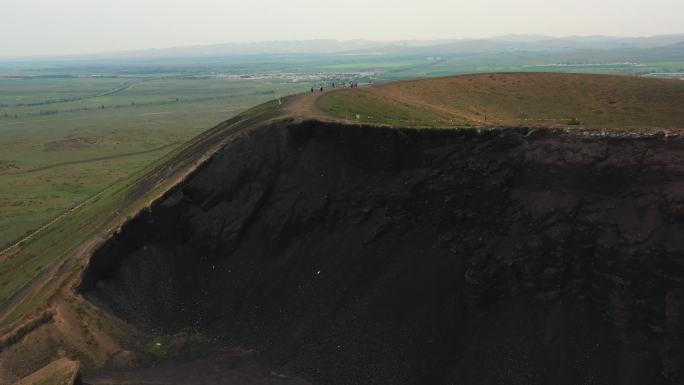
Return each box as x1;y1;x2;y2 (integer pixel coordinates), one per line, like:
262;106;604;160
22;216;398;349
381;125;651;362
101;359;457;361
16;142;179;175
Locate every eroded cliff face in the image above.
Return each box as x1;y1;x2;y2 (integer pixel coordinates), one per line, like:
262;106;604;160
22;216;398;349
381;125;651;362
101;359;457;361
80;121;684;385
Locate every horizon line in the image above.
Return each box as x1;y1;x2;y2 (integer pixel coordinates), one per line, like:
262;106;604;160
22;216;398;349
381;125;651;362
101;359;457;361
1;32;683;62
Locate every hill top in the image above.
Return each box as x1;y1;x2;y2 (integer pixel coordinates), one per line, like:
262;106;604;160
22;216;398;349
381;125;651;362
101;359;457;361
316;73;684;129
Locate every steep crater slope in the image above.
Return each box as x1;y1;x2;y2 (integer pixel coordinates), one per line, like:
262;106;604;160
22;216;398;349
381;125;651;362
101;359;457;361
80;121;684;384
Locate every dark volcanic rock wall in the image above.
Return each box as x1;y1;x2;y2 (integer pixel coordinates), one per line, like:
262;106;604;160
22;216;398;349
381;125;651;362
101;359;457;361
81;121;684;385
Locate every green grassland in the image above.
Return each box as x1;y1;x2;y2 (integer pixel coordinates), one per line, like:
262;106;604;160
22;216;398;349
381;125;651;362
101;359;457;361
317;88;465;127
0;77;127;107
0;77;306;248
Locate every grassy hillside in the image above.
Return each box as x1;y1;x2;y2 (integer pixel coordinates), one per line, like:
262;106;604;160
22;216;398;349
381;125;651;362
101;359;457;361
318;73;684;129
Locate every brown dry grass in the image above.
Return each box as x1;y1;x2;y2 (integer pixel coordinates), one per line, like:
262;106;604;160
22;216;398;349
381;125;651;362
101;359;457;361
318;73;684;129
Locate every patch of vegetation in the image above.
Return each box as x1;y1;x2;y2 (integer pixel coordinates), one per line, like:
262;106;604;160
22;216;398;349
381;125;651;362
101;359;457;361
318;89;468;127
147;336;168;358
68;347;96;369
568;117;582;125
45;345;59;360
146;331;211;360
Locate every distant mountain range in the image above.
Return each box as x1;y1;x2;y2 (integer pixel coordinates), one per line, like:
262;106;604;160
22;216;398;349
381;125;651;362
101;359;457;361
345;34;684;56
3;34;684;61
110;34;684;57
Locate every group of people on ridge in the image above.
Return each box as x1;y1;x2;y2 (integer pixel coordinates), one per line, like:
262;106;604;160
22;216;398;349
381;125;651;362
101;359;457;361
310;80;363;93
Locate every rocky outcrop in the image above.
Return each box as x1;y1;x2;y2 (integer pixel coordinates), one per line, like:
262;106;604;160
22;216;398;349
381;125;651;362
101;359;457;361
80;121;684;384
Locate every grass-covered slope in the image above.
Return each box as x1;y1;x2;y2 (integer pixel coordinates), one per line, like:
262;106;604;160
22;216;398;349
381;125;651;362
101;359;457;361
318;73;684;128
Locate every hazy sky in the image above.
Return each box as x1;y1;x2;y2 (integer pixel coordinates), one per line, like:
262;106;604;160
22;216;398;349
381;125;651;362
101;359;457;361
2;0;683;57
